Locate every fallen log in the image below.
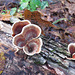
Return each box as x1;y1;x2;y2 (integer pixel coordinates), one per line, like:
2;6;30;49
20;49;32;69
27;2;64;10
0;21;75;75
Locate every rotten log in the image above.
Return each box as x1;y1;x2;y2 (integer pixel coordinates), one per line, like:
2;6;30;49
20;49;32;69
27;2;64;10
0;21;75;75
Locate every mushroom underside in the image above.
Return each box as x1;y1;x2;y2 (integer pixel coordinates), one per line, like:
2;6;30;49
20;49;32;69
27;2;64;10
23;38;42;56
13;24;41;48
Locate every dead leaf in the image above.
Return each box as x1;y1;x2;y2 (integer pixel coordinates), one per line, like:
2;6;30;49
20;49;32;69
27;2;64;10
24;9;62;35
0;11;23;21
0;13;11;21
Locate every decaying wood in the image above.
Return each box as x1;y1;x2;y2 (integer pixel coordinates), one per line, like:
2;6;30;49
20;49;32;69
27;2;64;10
0;21;12;34
0;21;75;75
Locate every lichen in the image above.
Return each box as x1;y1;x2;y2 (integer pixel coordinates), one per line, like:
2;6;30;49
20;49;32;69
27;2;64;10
0;52;6;74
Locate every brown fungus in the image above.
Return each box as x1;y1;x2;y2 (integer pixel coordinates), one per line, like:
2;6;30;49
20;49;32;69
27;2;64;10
12;24;41;49
67;43;75;60
12;20;31;36
22;24;41;40
23;38;43;56
68;43;75;55
72;53;75;58
13;34;26;49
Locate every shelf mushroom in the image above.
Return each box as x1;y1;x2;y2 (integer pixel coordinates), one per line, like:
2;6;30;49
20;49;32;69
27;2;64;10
22;24;41;40
67;43;75;60
68;43;75;55
72;53;75;58
13;34;25;49
13;24;42;52
12;20;31;36
23;38;43;56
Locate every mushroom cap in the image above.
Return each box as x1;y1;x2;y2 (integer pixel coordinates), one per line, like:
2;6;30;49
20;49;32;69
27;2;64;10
68;43;75;55
21;24;41;40
72;53;75;58
23;38;43;56
13;34;26;49
12;20;31;36
13;24;42;49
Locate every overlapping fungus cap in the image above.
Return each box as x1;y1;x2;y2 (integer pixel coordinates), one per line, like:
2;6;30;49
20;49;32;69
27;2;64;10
23;38;43;56
72;53;75;58
68;43;75;55
13;24;41;49
12;20;31;36
67;43;75;60
22;24;41;40
13;34;25;49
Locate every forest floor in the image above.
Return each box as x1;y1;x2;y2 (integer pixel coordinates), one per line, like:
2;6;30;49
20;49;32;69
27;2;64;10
0;0;75;75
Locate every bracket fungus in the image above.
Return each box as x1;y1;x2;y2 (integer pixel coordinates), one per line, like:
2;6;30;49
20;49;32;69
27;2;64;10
67;43;75;60
23;38;42;56
22;24;41;39
12;20;31;36
13;34;25;49
12;23;42;56
68;43;75;55
72;53;75;58
13;24;41;48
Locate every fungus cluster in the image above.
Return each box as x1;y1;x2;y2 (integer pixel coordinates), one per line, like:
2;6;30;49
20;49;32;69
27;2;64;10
12;20;43;56
68;43;75;60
